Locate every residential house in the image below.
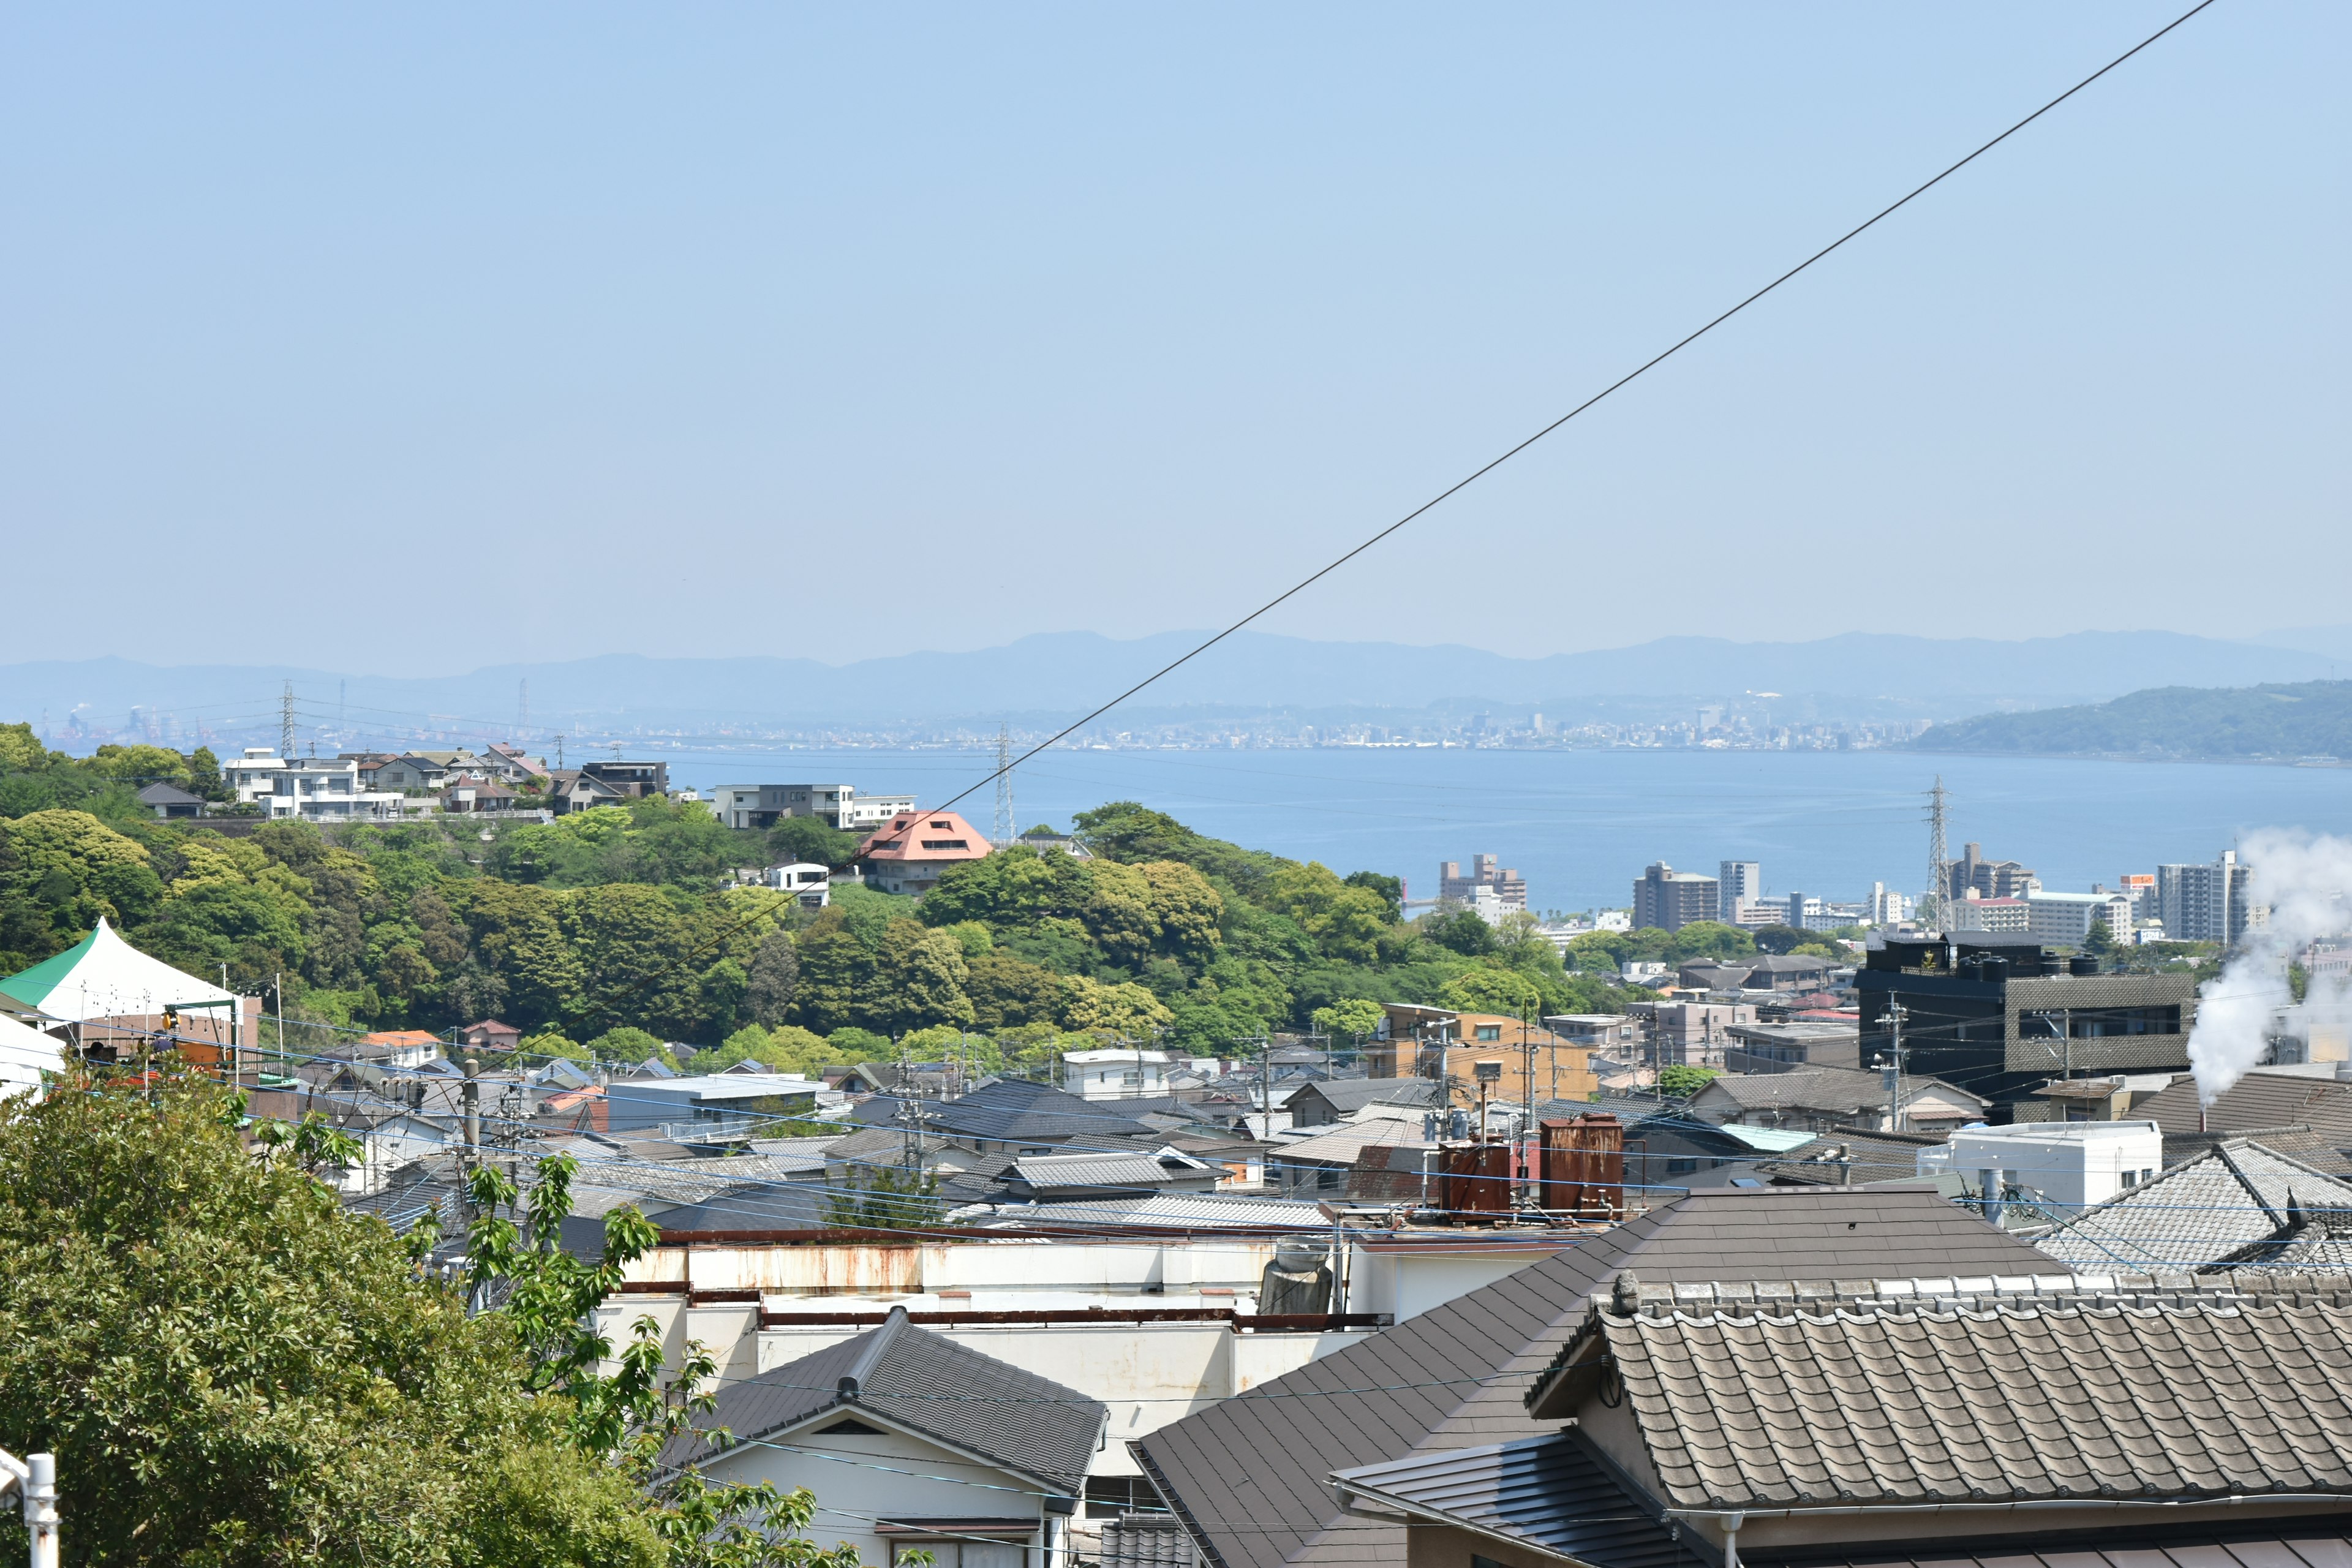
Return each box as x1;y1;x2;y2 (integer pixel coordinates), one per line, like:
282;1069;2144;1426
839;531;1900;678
709;783;915;832
439;778;522;814
1131;1186;2055;1568
543;769;628;815
1016;824;1091;858
1539;1014;1642;1056
2130;1065;2352;1172
1684;1064;1988;1133
604;1072;827;1136
1648;999;1755;1067
1758;1124;1957;1187
220;750;402;823
477;743;547;784
851;1077;1155;1157
349;1030;443;1069
660;1306;1104;1567
1063;1049;1173;1101
136;782;204;820
998;1149;1222;1202
856;809;993;898
578;758;669;799
1415;1271;2352;1566
758;861;833;908
2030;1071;2184;1121
1283;1076;1440;1128
2032;1137;2352;1271
457;1020;522;1054
369;752;483;793
1722;1019;1859;1073
1272;1118;1428;1198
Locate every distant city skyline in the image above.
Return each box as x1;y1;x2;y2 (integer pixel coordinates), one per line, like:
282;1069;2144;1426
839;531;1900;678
1;4;2342;669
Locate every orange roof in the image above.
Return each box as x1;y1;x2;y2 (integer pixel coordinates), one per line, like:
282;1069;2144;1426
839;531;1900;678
857;809;993;865
360;1030;441;1047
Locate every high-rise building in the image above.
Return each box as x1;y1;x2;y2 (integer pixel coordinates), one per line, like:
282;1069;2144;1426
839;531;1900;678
2157;851;2257;944
1945;842;2038;902
1718;861;1762;923
1868;883;1913;926
1634;863;1719;933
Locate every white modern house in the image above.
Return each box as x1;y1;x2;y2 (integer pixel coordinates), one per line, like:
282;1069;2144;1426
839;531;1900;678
222;750;404;823
1061;1049;1172;1100
1931;1119;2163;1214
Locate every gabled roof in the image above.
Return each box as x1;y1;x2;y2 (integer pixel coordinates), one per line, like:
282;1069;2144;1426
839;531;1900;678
855;1077;1153;1144
1544;1272;2352;1514
1131;1187;2052;1568
2035;1138;2352;1273
1330;1433;1683;1568
1691;1064;1986;1117
1008;1151;1194;1194
1284;1077;1440;1115
135;782;204;806
982;1193;1330;1232
2135;1069;2352;1140
1274;1119;1428;1168
662;1305;1104;1493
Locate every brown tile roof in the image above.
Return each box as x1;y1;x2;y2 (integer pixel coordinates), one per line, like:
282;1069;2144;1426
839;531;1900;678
1130;1187;2052;1568
1555;1272;2352;1514
857;810;993;865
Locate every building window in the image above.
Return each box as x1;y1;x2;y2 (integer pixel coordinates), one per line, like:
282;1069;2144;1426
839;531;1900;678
1474;1026;1501;1042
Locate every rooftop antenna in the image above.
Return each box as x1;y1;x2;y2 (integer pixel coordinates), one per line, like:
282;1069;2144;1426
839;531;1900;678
993;722;1014;846
279;681;296;760
1924;775;1950;932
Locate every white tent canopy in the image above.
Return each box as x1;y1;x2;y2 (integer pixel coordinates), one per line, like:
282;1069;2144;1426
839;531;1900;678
0;1013;64;1099
0;918;239;1025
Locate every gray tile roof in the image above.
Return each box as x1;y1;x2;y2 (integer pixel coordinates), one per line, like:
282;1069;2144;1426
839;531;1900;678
854;1077;1155;1143
1284;1078;1439;1117
2135;1071;2352;1139
1692;1065;1984;1117
1566;1273;2352;1513
1758;1126;1951;1186
1758;1521;2352;1566
1010;1152;1187;1192
980;1193;1330;1232
1329;1432;1685;1568
1131;1187;2052;1568
2035;1139;2352;1273
1097;1513;1202;1567
663;1304;1105;1493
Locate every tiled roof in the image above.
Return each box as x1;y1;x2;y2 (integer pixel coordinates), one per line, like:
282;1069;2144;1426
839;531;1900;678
1329;1433;1684;1568
856;810;993;865
1286;1077;1439;1115
1760;1126;1951;1186
1131;1187;2052;1568
2035;1139;2352;1273
663;1305;1104;1493
1694;1065;1985;1115
2134;1070;2352;1139
1559;1272;2352;1513
1274;1120;1428;1168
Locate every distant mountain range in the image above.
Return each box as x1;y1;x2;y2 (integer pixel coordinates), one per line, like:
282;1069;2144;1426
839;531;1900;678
0;628;2340;744
1911;680;2352;762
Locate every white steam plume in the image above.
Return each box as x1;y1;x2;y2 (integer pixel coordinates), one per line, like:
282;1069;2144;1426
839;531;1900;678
2187;828;2352;1106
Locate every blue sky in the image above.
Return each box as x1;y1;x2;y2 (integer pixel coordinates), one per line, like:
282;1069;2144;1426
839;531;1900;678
2;3;2342;673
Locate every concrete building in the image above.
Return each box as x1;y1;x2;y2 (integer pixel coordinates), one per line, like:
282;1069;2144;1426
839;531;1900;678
2158;849;2259;944
758;862;833;908
1937;1119;2163;1213
1858;933;2197;1117
1868;882;1913;926
708;783;917;832
221;750;403;823
1061;1049;1173;1100
1948;894;2030;933
1632;862;1719;933
2026;889;2133;948
1649;1001;1755;1068
1438;854;1526;912
1944;842;2038;902
1717;861;1762;924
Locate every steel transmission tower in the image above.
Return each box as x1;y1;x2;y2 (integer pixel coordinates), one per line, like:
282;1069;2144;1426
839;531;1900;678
1924;775;1950;931
993;723;1014;846
516;679;529;741
279;682;296;760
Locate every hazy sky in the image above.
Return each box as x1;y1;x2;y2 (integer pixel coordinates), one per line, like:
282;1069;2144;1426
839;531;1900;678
3;4;2343;674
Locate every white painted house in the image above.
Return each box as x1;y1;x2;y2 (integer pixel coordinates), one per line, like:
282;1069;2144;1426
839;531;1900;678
662;1306;1101;1567
1060;1049;1172;1101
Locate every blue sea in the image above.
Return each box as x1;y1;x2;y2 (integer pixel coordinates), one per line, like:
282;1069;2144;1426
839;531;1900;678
640;745;2352;914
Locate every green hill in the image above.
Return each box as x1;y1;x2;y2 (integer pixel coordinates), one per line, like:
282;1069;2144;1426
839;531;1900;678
1912;680;2352;761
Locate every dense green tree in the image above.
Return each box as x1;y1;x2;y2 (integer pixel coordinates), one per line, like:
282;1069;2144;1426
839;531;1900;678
1423;909;1498;957
1341;870;1403;922
765;816;861;870
788;910;870;1034
1310;997;1387;1040
0;810;165;967
1439;965;1542;1017
587;1027;671;1066
873;918;973;1033
962;950;1062;1031
744;925;800;1025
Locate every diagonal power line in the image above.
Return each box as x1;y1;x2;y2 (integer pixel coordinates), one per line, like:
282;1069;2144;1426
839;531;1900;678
933;0;2218;816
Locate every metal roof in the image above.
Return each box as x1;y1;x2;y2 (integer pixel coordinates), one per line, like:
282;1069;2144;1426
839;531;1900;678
1011;1153;1184;1191
663;1305;1104;1493
984;1193;1331;1232
1330;1433;1684;1568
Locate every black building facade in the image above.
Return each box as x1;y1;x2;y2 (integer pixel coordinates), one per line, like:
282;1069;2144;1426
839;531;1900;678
1856;933;2196;1118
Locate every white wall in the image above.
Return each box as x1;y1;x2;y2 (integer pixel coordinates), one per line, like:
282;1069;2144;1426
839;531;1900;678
699;1417;1051;1567
1948;1121;2163;1211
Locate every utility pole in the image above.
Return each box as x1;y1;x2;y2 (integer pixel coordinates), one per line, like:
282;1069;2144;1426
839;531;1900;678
1924;777;1950;931
0;1449;58;1568
279;681;296;760
1882;1002;1907;1133
993;722;1014;846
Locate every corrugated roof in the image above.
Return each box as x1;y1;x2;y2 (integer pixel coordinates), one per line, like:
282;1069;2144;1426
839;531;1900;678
1274;1120;1428;1167
663;1305;1104;1492
1586;1275;2352;1512
1131;1187;2053;1568
1011;1153;1182;1191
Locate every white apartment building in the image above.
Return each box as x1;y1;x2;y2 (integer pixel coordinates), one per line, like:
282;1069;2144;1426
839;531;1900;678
2026;891;2133;949
1717;861;1762;924
1868;883;1913;926
709;783;919;833
2158;850;2260;944
222;750;404;823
